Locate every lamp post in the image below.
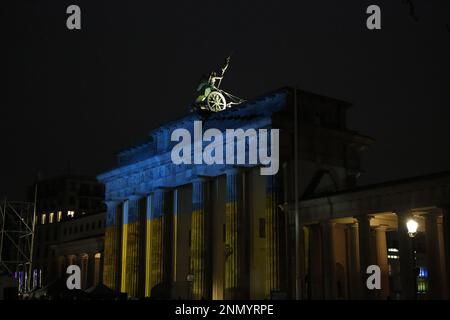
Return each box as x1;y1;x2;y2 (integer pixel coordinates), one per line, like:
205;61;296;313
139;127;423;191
406;217;419;299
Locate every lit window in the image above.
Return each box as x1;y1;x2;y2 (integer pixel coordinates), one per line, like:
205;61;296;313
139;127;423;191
418;267;428;278
49;212;54;224
41;214;47;224
417;267;428;294
57;211;62;222
67;211;75;218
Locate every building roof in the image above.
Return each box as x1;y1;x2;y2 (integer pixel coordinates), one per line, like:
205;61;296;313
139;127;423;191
302;170;450;201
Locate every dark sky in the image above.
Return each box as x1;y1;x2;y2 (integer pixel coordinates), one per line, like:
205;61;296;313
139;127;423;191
3;0;450;200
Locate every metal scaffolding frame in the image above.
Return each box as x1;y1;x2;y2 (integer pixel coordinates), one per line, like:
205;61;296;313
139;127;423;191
0;196;36;293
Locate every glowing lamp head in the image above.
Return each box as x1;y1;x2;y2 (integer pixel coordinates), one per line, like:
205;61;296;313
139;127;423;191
406;218;419;238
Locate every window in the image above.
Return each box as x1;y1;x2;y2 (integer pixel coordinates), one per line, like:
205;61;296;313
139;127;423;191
94;253;101;259
86;223;90;231
63;228;67;235
259;218;266;238
57;211;62;222
92;222;95;230
417;267;428;294
388;248;399;260
49;212;54;224
74;226;78;234
67;211;75;218
41;214;47;225
69;227;72;235
98;220;102;228
80;225;84;232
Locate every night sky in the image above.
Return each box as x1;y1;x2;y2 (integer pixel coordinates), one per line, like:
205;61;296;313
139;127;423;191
3;0;450;200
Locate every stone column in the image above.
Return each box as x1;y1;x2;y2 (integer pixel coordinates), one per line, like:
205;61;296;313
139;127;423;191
224;168;245;299
397;211;416;300
147;190;166;297
441;205;450;299
346;222;360;299
190;178;211;300
357;215;373;299
79;254;88;290
103;200;121;290
123;195;143;298
65;255;71;268
99;253;104;287
321;221;337;299
57;256;64;279
375;226;389;299
145;194;152;297
162;191;174;296
94;253;101;286
265;174;285;298
87;253;95;288
425;212;443;299
308;224;323;299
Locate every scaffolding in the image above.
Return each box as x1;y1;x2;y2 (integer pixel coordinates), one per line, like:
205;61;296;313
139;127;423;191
0;197;37;293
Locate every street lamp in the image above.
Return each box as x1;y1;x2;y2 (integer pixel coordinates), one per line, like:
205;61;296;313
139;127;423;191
406;218;419;238
405;217;419;299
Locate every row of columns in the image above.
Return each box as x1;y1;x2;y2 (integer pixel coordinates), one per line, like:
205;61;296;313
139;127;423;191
103;176;450;300
103;168;287;299
302;208;450;300
102;188;171;296
303;216;392;299
56;252;102;289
